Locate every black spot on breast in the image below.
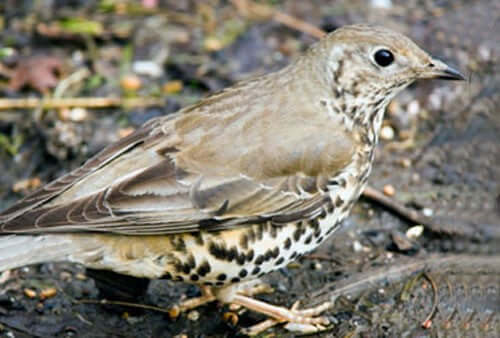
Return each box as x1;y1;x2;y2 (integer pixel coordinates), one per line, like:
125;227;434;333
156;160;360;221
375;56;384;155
197;261;211;277
163;272;172;280
170;236;186;252
227;246;237;262
275;257;284;265
231;277;240;283
174;262;183;273
264;250;273;261
293;225;303;242
182;263;191;274
246;249;255;262
175;276;184;282
236;253;246;265
208;242;227;260
217;273;227;281
190;274;199;281
314;228;322;238
252;266;261;275
304;234;313;244
335;196;344;208
290;251;297;259
239;269;248;278
316;236;324;244
272;247;280;258
284;237;292;250
216;281;225;286
204;281;213;286
255;255;265;265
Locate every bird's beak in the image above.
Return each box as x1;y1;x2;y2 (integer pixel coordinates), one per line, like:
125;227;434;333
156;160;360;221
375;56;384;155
421;58;465;81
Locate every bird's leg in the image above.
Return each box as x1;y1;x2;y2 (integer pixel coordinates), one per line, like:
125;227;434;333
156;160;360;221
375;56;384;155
228;293;332;335
168;285;216;318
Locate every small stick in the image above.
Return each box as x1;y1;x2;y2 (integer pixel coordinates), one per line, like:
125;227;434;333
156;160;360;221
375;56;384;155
421;272;439;329
76;298;172;314
0;97;163;110
362;185;432;226
231;0;326;39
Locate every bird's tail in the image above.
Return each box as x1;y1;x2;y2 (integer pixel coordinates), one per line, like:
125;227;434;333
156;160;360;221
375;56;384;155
0;234;77;272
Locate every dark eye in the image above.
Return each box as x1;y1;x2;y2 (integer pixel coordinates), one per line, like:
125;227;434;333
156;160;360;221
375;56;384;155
374;49;394;67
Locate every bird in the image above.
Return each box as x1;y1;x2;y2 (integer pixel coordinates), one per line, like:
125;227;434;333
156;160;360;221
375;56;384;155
0;25;463;335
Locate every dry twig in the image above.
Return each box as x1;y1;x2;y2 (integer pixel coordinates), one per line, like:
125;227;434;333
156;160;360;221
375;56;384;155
0;97;163;110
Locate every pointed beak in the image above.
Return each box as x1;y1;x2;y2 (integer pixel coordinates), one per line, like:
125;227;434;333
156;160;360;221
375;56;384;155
422;58;465;81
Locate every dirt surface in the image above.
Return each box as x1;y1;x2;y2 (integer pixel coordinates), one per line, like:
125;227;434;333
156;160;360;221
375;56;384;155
0;0;498;337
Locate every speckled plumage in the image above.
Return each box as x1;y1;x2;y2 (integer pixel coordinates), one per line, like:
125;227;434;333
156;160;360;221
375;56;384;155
0;25;463;334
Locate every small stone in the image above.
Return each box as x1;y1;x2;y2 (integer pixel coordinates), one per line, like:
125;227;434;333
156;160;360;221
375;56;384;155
24;288;37;298
118;127;135;139
120;74;142;91
12;177;42;193
204;37;223;51
406;225;424;239
59;107;88;122
168;305;180;319
371;0;392;8
380;125;395;140
422;208;434;217
353;240;370;252
411;173;420;183
383;184;395;197
163;80;183;94
400;158;411;168
39;287;57;300
187;310;199;321
75;273;87;280
132;61;163;78
407;100;420;116
60;271;72;281
223;312;239;326
391;230;414;251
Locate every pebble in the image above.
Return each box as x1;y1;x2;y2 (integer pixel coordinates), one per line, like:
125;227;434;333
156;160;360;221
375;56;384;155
59;107;88;122
400;158;411;168
204;37;223;51
75;273;87;280
406;225;424;239
223;312;239;326
163;80;183;94
40;287;57;300
383;184;396;197
187;310;199;321
422;208;434;217
24;288;37;298
411;173;420;184
371;0;392;8
132;60;163;78
407;100;420;117
120;74;142;91
380;125;395;140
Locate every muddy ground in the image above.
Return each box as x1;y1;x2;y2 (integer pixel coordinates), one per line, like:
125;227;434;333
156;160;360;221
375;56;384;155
0;0;498;337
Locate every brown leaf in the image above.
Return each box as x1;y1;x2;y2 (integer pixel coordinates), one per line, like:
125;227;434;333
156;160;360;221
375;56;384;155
8;55;65;94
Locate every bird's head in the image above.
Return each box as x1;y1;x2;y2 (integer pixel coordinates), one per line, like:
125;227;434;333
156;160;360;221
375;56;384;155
308;24;464;103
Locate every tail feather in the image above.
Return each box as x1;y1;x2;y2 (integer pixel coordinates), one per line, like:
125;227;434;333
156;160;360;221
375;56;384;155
0;235;76;272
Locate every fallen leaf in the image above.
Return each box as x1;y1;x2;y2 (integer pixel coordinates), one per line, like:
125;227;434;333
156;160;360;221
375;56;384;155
8;55;65;94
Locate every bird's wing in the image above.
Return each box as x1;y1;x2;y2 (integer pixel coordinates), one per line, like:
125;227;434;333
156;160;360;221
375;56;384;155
1;86;356;235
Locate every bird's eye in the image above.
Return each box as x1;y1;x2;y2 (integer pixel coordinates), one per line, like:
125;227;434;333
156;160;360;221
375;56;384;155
374;49;394;67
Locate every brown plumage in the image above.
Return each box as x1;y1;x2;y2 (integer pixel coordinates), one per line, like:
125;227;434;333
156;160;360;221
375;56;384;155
0;25;463;335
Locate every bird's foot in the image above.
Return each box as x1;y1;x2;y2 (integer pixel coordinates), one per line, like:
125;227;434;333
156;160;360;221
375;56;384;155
231;295;332;336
